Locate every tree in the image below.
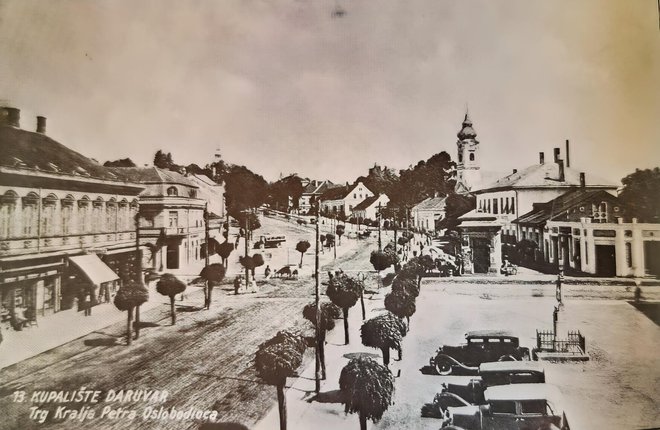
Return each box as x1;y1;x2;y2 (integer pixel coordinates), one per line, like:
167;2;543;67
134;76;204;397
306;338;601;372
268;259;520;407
326;272;363;344
217;241;234;267
296;240;311;268
619;167;660;223
224;165;269;218
303;302;340;379
239;255;255;286
370;250;391;272
103;158;136;167
153;149;181;171
391;274;420;298
113;281;149;346
360;315;403;366
252;253;265;277
199;263;226;309
336;224;345;245
255;331;307;430
235;211;262;240
339;356;395;430
268;175;304;212
384;290;416;328
156;274;186;325
325;233;335;249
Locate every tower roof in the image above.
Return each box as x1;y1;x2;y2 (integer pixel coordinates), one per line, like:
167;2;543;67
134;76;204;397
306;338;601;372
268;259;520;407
457;112;477;140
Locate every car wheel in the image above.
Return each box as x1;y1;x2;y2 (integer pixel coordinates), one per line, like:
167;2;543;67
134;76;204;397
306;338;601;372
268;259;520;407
435;358;453;375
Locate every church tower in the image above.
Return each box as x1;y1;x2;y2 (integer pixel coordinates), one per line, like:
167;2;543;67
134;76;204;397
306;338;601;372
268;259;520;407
455;111;481;194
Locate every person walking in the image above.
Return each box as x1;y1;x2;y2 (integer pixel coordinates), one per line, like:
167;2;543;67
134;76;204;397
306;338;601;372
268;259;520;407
83;292;92;316
234;276;241;295
264;265;271;279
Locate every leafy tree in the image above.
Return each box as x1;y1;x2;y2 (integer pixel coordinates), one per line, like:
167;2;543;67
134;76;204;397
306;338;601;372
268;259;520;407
325;233;335;249
326;272;363;344
252;253;265;277
239;255;255;286
153;149;181;171
113;281;149;346
156;274;186;325
370;250;391;272
619;167;660;222
336;224;345;245
224;165;269;218
391;275;420;298
255;331;307;430
296;240;311;268
303;302;341;379
268;175;304;212
234;211;262;240
360;315;402;366
103;158;136;167
384;290;416;327
199;263;226;309
339;356;395;430
217;241;234;267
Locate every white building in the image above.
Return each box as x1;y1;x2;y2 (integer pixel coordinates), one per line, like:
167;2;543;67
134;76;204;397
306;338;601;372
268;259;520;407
411;196;447;232
352;194;390;221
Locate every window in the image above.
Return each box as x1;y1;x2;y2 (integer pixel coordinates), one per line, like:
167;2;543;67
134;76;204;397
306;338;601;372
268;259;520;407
493;198;499;215
0;191;18;238
92;198;104;232
626;242;632;267
458;152;463;163
469;152;475;161
106;200;117;232
353;193;356;199
593;202;607;223
62;195;74;235
167;186;178;196
41;194;58;236
491;401;517;414
22;193;39;236
511;199;515;214
169;211;178;228
78;197;91;233
520;400;546;415
487;199;491;213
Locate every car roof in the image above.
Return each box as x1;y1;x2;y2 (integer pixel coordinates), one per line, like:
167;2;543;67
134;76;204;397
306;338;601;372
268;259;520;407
479;361;545;374
466;330;517;339
484;384;563;409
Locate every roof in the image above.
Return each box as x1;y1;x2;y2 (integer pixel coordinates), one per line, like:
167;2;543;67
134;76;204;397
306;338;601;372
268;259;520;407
479;361;545;374
475;162;617;194
412;196;447;211
485;384;564;409
514;188;620;226
69;254;119;285
0;125;127;182
457;112;477;140
303;180;336;195
466;330;516;338
189;173;220;187
109;167;198;187
320;185;350;201
353;195;380;211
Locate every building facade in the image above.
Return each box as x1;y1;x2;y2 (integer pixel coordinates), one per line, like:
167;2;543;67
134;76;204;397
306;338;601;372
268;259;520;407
351;194;390;221
319;181;375;218
411;196;447;232
0;107;144;321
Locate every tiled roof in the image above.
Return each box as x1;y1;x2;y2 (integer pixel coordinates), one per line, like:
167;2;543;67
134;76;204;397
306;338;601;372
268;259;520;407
320;185;350;200
514;189;620;226
353;195;380;211
303;180;336;195
0;125;124;181
109;167;197;187
476;163;617;193
412;196;447;211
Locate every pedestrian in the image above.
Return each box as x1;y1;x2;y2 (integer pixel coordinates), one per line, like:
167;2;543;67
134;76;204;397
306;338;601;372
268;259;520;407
83;292;92;316
234;276;241;295
264;265;271;279
556;270;563;304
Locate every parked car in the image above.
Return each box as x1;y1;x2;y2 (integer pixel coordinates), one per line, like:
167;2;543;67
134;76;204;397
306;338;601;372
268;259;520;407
440;383;570;430
253;234;286;249
429;330;531;375
423;361;546;416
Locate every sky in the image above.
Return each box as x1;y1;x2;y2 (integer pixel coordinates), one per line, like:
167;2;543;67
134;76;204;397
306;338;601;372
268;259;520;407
0;0;658;184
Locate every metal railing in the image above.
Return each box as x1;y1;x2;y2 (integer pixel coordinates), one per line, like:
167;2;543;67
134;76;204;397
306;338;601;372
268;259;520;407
536;329;585;354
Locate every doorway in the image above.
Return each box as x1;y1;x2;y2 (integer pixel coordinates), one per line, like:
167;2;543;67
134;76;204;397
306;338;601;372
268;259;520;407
595;245;616;277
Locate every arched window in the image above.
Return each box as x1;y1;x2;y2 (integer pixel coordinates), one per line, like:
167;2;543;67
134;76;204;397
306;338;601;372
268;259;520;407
41;193;58;236
22;192;39;236
469;152;475;162
92;197;105;232
78;196;91;233
118;199;129;230
62;195;75;235
106;198;117;232
0;190;18;238
167;186;178;196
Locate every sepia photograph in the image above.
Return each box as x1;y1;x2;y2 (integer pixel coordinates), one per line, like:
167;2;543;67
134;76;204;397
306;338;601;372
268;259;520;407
0;1;659;429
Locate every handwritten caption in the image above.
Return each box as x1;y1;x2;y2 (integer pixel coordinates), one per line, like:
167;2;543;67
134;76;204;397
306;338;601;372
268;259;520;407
12;388;219;424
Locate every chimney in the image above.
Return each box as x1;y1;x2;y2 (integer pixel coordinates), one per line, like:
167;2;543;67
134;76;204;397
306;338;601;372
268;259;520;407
512;169;517;174
553;147;560;163
565;139;570;168
558;159;565;182
1;107;20;128
579;172;585;188
36;116;46;134
539;152;545;164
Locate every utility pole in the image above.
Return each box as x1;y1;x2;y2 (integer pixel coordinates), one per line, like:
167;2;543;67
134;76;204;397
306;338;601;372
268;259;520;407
244;210;250;290
377;202;382;251
204;203;210;309
314;201;321;393
333;214;337;259
393;212;397;258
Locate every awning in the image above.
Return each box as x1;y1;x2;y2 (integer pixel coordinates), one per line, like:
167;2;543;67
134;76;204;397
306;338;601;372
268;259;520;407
69;255;119;285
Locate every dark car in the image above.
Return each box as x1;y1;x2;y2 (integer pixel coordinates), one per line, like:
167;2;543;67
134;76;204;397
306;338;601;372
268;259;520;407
423;361;545;417
429;330;531;375
440;383;570;430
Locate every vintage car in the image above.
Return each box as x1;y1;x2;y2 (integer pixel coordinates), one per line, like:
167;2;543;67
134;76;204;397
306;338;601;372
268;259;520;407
423;361;546;416
440;383;570;430
429;330;531;375
253;234;286;249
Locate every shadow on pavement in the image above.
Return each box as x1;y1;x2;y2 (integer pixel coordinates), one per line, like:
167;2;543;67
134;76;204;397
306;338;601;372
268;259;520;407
306;389;344;404
343;352;380;360
628;301;660;326
135;321;160;329
83;338;119;347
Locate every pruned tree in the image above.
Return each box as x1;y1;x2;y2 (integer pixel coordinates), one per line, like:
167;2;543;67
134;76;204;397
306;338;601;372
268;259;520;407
339;356;395;430
156;273;186;325
325;233;335;249
255;330;307;430
326;272;363;344
296;240;311;268
384;290;416;330
252;253;265;277
370;250;391;272
199;263;226;309
360;314;402;366
336;224;345;245
391;275;420;298
239;255;255;287
217;241;234;268
303;302;340;379
113;281;149;346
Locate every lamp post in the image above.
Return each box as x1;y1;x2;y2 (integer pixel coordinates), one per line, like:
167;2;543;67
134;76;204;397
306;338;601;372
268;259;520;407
314;201;321;393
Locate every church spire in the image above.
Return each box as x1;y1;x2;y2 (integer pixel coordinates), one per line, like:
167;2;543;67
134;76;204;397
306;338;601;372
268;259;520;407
457;109;477;140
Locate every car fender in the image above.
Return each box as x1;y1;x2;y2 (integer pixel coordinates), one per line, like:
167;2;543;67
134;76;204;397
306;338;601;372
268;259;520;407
434;353;479;374
433;391;472;413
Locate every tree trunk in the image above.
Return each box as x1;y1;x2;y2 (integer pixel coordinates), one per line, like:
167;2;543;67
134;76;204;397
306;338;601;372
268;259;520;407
134;305;141;339
342;307;349;345
299;253;304;268
276;382;287;430
207;282;213;309
398;346;402;361
170;296;176;325
360;291;366;320
126;307;133;346
406;315;410;330
382;347;390;366
320;332;327;380
359;410;367;430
